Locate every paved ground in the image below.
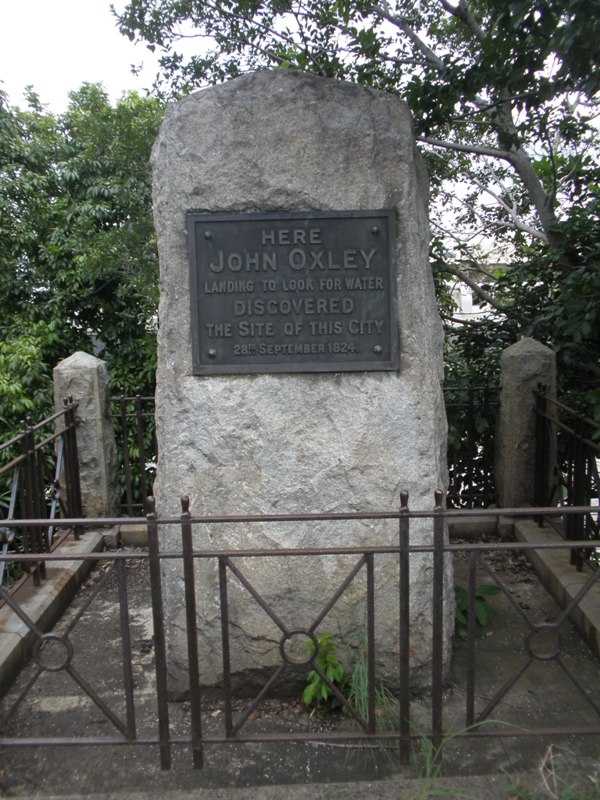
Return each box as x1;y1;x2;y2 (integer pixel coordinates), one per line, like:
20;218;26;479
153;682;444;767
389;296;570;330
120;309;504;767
0;775;579;800
1;537;600;799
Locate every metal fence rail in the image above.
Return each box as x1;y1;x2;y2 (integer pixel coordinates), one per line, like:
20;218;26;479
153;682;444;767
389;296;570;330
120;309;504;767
0;400;82;589
444;385;499;509
111;388;500;515
1;500;599;772
535;388;600;569
112;393;156;516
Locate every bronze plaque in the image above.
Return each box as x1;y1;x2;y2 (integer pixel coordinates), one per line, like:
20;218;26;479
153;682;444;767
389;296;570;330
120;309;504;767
188;210;398;374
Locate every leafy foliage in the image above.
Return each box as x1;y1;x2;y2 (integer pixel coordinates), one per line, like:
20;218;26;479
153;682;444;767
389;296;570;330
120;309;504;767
0;328;56;427
302;631;349;709
444;384;499;508
113;0;600;415
0;86;162;440
455;583;501;638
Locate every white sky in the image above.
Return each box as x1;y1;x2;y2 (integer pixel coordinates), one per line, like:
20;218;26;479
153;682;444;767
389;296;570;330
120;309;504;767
0;0;161;111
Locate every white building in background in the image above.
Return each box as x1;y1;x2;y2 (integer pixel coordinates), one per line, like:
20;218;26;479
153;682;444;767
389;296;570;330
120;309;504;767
450;281;488;322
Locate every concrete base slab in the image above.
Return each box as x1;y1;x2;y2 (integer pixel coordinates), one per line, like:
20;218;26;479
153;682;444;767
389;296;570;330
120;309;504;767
119;522;149;548
9;770;586;800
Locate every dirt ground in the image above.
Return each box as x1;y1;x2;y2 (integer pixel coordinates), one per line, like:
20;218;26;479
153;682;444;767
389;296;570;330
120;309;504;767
1;539;600;798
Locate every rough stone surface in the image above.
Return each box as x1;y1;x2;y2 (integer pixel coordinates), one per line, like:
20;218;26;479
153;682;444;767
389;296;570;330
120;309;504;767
151;71;451;696
495;337;556;508
53;352;120;518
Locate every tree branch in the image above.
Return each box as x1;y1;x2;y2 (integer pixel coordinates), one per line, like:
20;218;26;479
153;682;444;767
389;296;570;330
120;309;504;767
504;146;564;251
437;0;487;42
372;1;445;70
472;179;548;242
443;264;512;314
441;313;494;328
421;134;563;250
417;135;513;161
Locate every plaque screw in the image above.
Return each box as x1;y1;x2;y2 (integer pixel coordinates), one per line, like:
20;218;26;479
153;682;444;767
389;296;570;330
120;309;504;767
373;345;383;355
204;230;212;240
208;349;217;358
371;225;380;235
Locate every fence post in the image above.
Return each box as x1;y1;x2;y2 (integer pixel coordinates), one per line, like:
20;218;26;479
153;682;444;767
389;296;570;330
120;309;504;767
18;423;46;584
569;417;587;570
118;391;135;516
53;352;120;518
431;490;445;760
534;385;550;513
146;497;172;770
180;495;204;769
398;490;410;764
495;338;556;509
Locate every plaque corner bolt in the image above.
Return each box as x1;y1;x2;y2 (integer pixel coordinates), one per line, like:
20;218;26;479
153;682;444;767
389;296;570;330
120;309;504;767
370;225;380;235
208;349;218;359
204;230;212;240
373;345;383;355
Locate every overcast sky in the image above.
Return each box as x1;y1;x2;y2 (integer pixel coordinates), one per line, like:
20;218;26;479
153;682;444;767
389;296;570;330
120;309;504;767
0;0;161;111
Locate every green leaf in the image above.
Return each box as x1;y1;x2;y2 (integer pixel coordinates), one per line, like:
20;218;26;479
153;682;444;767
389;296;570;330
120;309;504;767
455;607;467;625
477;584;501;597
475;600;488;628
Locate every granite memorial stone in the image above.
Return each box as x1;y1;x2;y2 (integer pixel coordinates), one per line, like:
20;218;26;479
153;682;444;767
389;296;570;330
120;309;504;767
151;70;451;697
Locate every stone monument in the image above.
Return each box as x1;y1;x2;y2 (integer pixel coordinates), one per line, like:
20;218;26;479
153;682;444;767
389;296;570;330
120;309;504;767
151;70;451;697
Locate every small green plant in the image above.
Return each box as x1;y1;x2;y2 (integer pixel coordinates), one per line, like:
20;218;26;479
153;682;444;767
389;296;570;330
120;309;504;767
346;633;399;732
454;583;501;638
410;719;521;800
302;631;349;709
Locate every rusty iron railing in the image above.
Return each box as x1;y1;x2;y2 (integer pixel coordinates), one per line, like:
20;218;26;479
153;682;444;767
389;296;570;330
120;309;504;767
111;388;499;513
112;392;156;516
534;387;600;569
0;400;82;590
1;499;599;772
444;385;499;508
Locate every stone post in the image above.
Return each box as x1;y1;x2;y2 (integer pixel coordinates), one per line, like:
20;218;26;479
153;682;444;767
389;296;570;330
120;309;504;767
495;338;556;508
53;352;120;518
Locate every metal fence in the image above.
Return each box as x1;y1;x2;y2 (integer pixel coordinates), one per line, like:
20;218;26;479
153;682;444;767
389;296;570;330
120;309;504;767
444;385;499;509
535;387;600;569
111;393;156;516
1;499;599;772
7;386;597;530
0;400;82;590
110;387;500;515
